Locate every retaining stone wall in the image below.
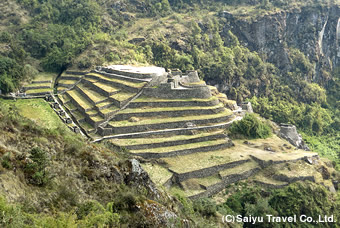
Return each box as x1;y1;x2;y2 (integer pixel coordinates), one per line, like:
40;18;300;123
172;159;250;183
250;155;318;168
112;106;225;121
100;67;154;79
65;71;88;75
273;174;315;183
32;80;52;84
133;140;233;159
109;115;233;134
142;83;212;99
124;133;227;150
253;181;288;189
189;168;260;200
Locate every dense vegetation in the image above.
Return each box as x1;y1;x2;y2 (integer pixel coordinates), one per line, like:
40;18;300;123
229;113;272;139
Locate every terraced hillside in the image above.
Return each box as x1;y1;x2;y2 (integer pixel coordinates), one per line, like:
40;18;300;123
56;65;319;199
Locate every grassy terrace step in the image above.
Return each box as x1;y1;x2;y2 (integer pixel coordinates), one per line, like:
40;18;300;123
99;105;119;118
86;73;146;92
79;121;95;133
71;110;86;122
141;163;173;187
219;160;259;178
96;101;115;110
76;84;108;104
66;89;94;112
161;146;254;182
130;139;231;159
108;110;233;134
58;79;78;85
110;109;232;127
109;91;136;107
113;103;225;120
24;82;51;89
182;161;259;191
57;86;69;92
111;130;225;150
25;88;51;95
129;96;220;108
253;174;288;188
95;70;151;83
64;102;77;111
94;82;120;94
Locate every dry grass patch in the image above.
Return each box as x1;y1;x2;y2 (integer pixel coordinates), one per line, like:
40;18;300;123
87;73;146;88
130;139;227;154
219;160;259;177
26;88;51;94
110;109;233;127
162;147;252;174
110;130;224;146
110;91;136;102
119;103;224;114
141;163;173;186
77;84;107;103
94;82;120;93
67;90;93;110
189;174;222;188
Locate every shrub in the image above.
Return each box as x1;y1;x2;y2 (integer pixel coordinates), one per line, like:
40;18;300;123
193;198;217;217
229;113;271;139
24;147;49;186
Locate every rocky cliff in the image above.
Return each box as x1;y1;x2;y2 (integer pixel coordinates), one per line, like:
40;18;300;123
221;5;340;82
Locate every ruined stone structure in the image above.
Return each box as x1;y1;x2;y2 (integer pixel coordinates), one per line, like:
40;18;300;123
279;124;310;151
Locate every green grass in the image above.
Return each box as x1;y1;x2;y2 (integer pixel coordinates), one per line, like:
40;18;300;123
1;99;67;130
86;72;146;88
57;86;69;92
71;110;85;120
133;95;218;103
26;88;52;94
130;139;227;154
100;105;119;114
33;72;56;82
141;163;173;186
219;160;259;177
96;101;112;108
86;110;98;115
109;109;233;127
163;148;236;174
110;91;135;102
110;130;224;146
66;90;93;110
253;174;288;185
94;82;120;93
64;102;76;111
89;114;104;122
170;185;205;198
189;174;222;188
77;84;107;103
58;79;77;85
119;103;224;114
25;82;51;88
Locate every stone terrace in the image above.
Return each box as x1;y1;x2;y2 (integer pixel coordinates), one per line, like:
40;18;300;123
57;65;318;199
